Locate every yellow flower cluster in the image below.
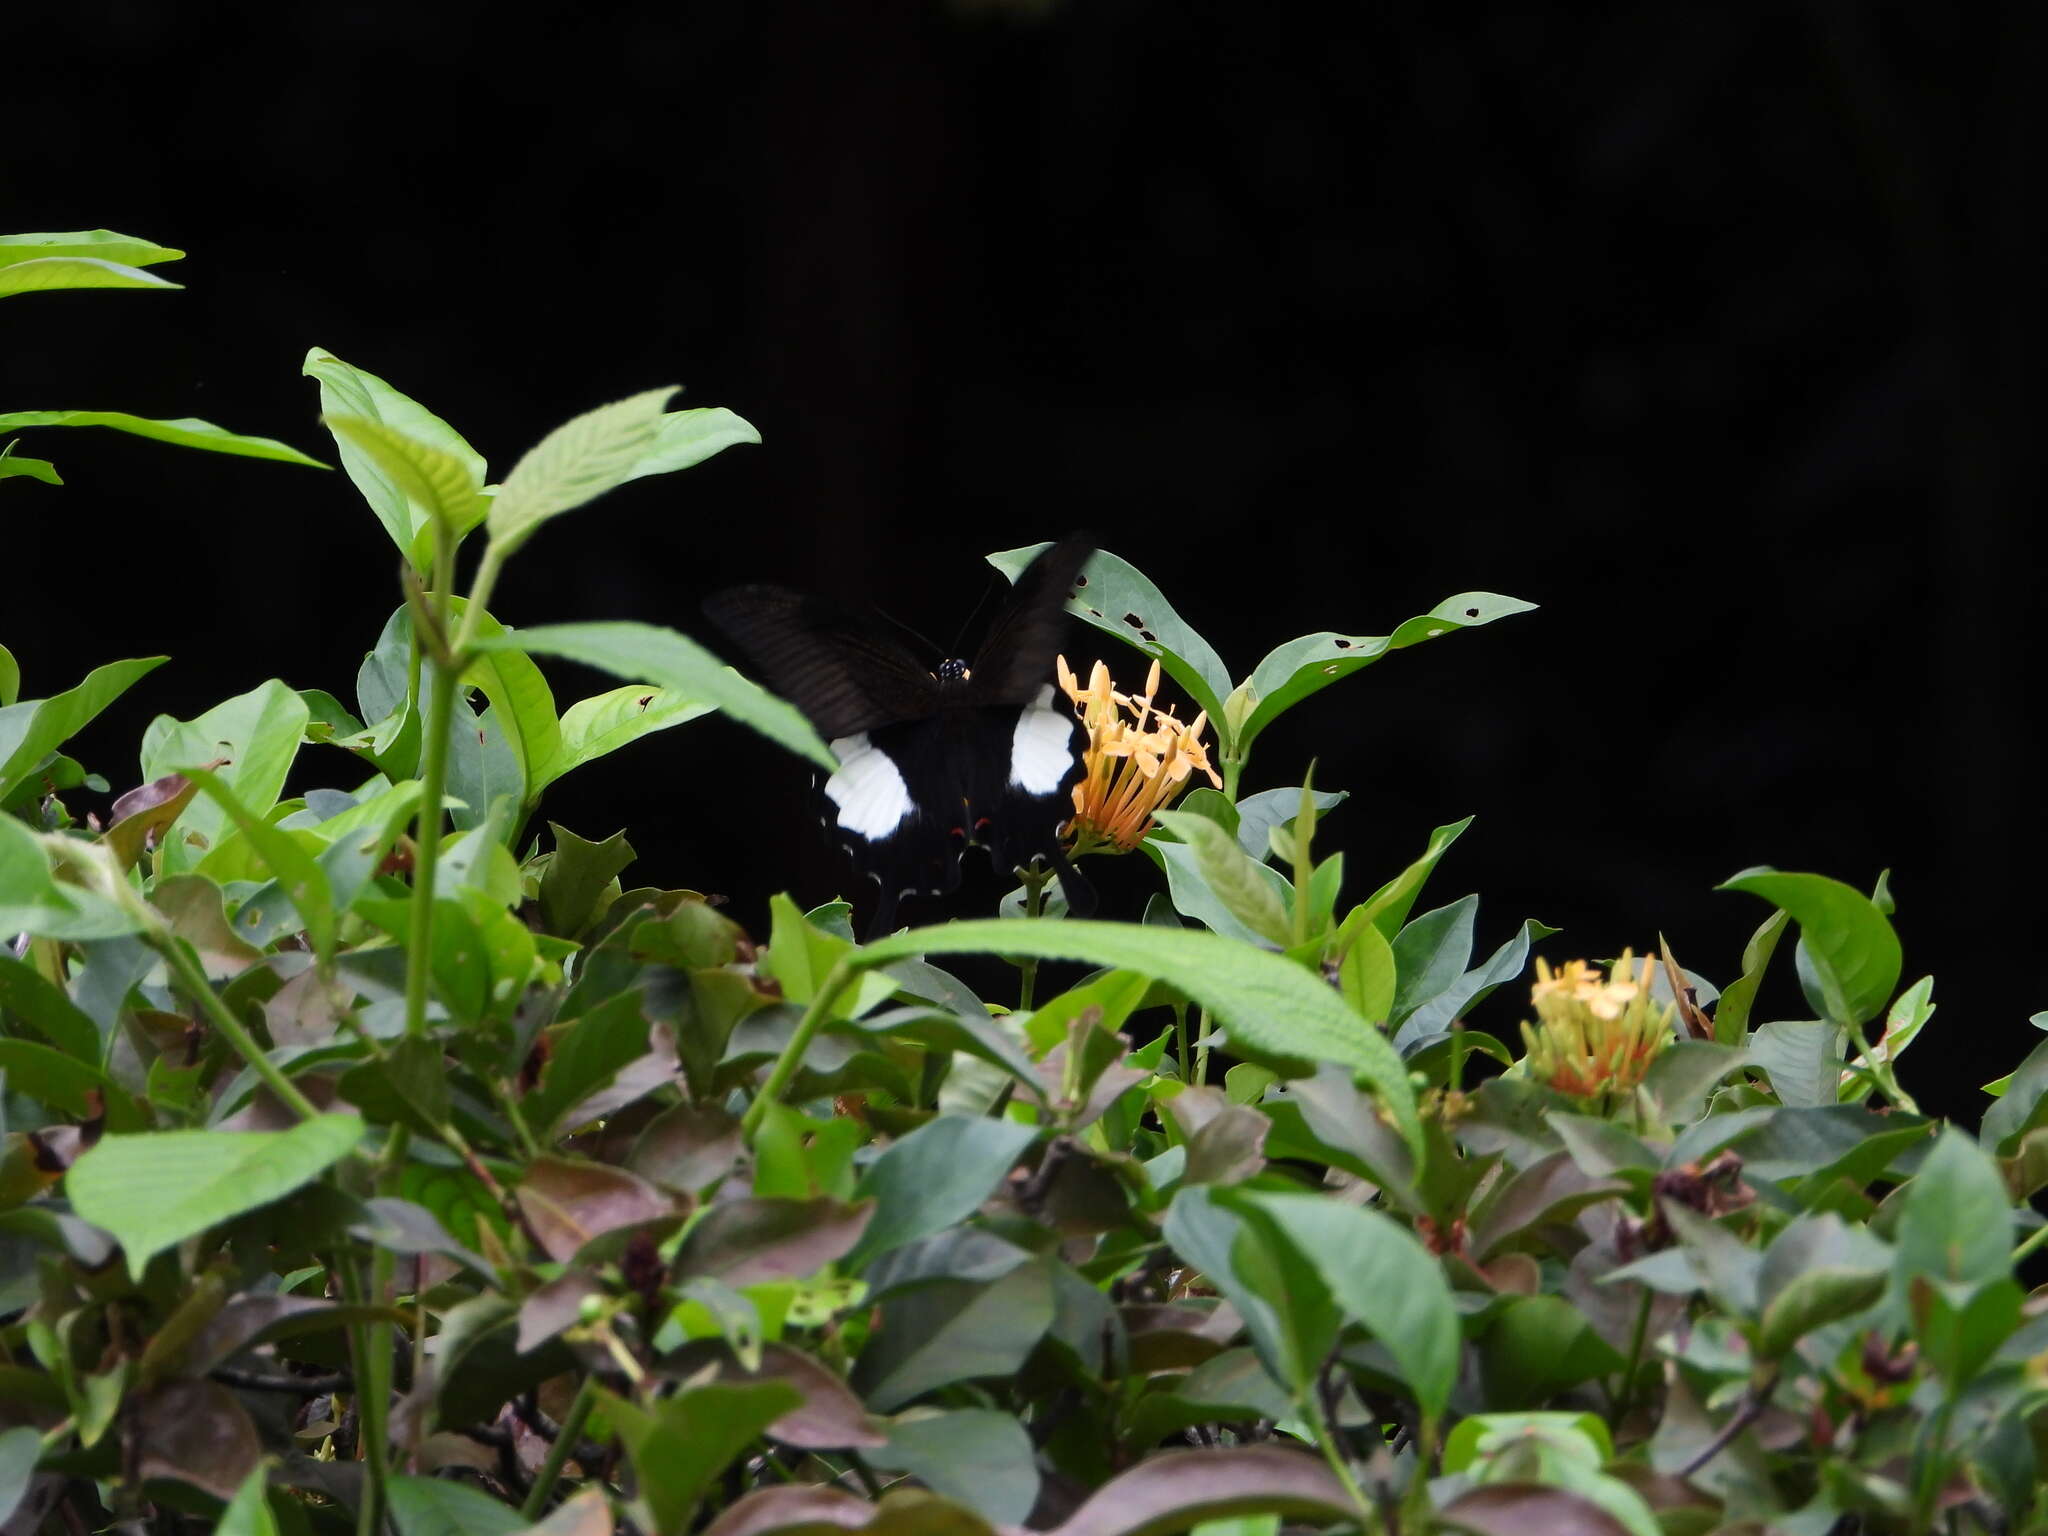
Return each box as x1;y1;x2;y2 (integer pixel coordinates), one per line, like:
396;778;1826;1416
1056;656;1222;854
1519;949;1675;1100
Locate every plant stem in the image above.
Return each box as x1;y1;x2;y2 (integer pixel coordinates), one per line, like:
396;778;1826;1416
159;937;322;1122
1193;1008;1213;1087
1610;1286;1655;1428
404;650;461;1041
741;957;855;1139
339;1255;391;1536
2011;1219;2048;1268
521;1372;599;1519
1304;1385;1377;1531
1016;863;1052;1010
454;544;508;657
1173;1003;1191;1084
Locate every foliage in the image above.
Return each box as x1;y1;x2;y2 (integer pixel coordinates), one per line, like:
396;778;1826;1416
5;232;2045;1536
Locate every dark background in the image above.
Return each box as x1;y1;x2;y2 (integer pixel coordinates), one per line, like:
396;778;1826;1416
6;3;2040;1117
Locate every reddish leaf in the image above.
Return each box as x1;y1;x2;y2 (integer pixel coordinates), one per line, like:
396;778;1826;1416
103;765;218;872
1051;1447;1355;1536
516;1155;677;1262
522;1488;615;1536
519;1271;605;1352
671;1340;887;1449
1435;1484;1634;1536
132;1380;262;1498
630;1101;744;1192
702;1488;1002;1536
188;1294;404;1375
674;1197;873;1285
1182;1106;1270;1186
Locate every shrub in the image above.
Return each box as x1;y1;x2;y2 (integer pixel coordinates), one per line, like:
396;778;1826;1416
3;232;2041;1536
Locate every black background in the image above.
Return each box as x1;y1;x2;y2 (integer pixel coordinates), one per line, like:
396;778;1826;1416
7;3;2041;1117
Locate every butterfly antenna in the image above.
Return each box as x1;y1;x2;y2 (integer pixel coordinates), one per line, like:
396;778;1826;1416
870;602;945;660
945;569;1005;660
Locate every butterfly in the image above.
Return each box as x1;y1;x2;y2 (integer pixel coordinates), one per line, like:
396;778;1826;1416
704;540;1098;937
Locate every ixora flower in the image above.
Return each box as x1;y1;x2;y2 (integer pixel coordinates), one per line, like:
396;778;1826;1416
1056;655;1222;856
1518;949;1675;1100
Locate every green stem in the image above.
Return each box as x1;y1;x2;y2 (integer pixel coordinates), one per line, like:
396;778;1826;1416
1016;863;1052;1010
2011;1219;2048;1268
340;1255;390;1536
1842;1020;1920;1115
741;957;856;1139
1304;1388;1376;1530
159;937;321;1122
1193;1007;1213;1087
453;543;508;658
521;1372;600;1519
1610;1286;1654;1428
404;651;461;1040
1221;751;1245;805
1173;1003;1191;1084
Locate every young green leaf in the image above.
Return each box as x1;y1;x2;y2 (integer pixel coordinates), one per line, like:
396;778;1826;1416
474;622;835;771
66;1115;364;1279
0;656;168;804
989;543;1233;725
487;386;677;558
619;406;762;482
141;681;311;876
860;918;1422;1163
1238;592;1535;750
0;257;182;297
1719;869;1901;1026
0;229;184;268
323;414;485;567
0;411;325;467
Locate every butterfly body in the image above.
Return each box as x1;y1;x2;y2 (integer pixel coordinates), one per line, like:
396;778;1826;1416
706;540;1097;935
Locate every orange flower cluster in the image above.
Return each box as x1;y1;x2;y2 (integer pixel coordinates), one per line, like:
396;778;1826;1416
1056;656;1222;855
1519;949;1675;1100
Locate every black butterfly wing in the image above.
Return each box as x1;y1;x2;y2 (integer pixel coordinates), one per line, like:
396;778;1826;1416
703;585;939;740
966;538;1094;706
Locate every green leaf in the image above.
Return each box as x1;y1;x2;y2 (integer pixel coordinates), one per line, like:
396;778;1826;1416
0;446;60;486
0;256;182;297
66;1114;363;1279
619;406;762;482
446;602;560;816
487;386;677;557
1239;592;1535;749
0;815;146;941
1756;1267;1887;1360
870;1410;1041;1525
1719;869;1901;1026
1893;1127;2014;1292
1153;810;1292;946
1232;787;1345;860
141;680;310;875
1335;919;1396;1023
543;684;714;791
0;1424;43;1530
539;823;637;938
1349;816;1473;940
385;1473;529;1536
860;918;1422;1165
0;655;168;803
1475;1294;1624;1407
1395;914;1554;1047
1983;1036;2048;1154
1231;1189;1461;1421
0;229;183;268
180;767;337;962
1163;1186;1334;1391
0;411;325;467
0;645;16;707
324;414;484;566
606;1380;802;1535
845;1114;1039;1271
0;950;101;1062
215;1463;280;1536
1912;1274;2024;1385
475;622;836;771
853;1258;1058;1411
1748;1021;1842;1110
1707;909;1786;1048
989;543;1233;724
303;349;489;570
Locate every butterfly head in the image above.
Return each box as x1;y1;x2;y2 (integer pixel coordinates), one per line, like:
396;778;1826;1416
934;658;972;685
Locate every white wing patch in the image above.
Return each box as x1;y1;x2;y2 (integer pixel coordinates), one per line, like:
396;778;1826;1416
1009;686;1078;794
826;734;913;840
